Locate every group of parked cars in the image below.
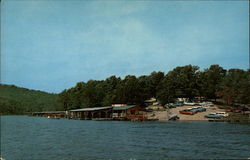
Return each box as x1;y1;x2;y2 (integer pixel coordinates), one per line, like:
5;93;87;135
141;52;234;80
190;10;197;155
165;101;250;120
179;107;206;115
166;101;214;108
225;106;250;113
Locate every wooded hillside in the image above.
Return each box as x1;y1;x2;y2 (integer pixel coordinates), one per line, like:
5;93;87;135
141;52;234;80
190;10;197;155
0;84;59;114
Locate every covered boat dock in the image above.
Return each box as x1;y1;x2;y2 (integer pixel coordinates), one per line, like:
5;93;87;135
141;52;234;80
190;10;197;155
31;111;66;118
68;107;113;120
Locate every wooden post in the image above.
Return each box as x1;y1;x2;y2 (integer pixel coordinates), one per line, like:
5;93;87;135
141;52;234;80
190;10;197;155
105;110;108;118
84;112;88;120
77;112;80;119
80;112;83;120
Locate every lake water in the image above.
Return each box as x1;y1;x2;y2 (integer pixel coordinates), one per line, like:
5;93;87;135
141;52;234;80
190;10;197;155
1;116;250;160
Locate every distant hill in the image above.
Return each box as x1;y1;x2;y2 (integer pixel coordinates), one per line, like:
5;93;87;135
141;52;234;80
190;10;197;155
0;84;60;115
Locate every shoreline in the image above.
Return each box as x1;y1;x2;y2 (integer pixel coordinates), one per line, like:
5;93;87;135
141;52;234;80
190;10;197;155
0;115;245;123
150;105;228;121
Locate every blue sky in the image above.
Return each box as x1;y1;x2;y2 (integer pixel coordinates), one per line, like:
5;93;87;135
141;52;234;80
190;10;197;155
1;0;249;93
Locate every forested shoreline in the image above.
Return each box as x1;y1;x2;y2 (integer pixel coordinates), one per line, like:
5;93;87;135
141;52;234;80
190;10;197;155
1;64;249;114
58;64;250;111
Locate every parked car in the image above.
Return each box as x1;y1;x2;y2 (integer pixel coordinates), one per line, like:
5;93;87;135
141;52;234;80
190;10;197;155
175;102;183;107
195;107;206;112
225;104;250;113
226;107;243;113
179;109;195;115
237;106;250;112
189;107;199;114
206;102;214;106
199;102;214;107
204;113;222;119
189;107;206;113
166;102;183;108
179;106;206;115
183;102;196;106
216;112;229;117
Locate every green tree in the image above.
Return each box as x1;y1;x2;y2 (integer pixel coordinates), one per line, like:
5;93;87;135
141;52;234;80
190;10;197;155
113;75;147;104
219;69;249;105
157;65;200;104
102;76;121;106
148;71;165;97
156;76;175;105
202;64;226;101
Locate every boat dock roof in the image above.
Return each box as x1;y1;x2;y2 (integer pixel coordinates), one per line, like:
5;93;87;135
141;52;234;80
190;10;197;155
31;111;66;114
69;106;113;112
113;105;136;111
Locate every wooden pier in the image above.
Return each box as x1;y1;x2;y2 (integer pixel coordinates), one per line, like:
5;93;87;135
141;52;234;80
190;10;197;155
31;111;66;118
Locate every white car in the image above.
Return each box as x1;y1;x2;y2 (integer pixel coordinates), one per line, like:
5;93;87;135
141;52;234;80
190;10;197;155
216;112;229;117
184;102;195;106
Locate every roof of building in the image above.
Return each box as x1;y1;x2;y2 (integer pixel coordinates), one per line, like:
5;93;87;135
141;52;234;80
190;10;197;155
144;98;157;103
32;111;66;114
69;106;112;112
113;105;137;111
